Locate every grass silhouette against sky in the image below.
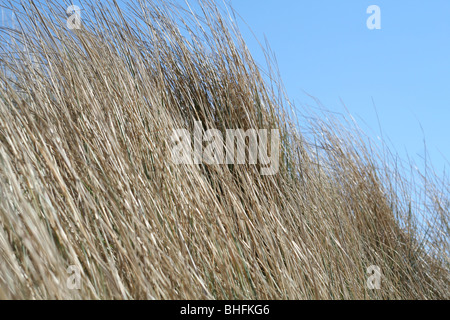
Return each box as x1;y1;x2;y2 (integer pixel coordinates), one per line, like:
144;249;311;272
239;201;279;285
0;0;448;299
2;1;447;174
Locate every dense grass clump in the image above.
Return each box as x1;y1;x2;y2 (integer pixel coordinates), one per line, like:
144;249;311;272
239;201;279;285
0;0;448;299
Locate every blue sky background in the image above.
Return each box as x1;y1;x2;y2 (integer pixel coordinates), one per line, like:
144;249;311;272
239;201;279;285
228;0;450;177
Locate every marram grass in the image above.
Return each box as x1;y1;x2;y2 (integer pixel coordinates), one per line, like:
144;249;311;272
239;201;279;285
0;0;448;299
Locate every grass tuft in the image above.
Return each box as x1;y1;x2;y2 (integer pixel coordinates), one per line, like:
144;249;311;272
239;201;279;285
0;0;448;299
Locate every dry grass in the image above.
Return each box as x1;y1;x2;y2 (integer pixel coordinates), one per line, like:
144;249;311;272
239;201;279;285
0;0;448;299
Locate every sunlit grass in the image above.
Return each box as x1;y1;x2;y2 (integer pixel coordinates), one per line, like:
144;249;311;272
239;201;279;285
0;0;448;299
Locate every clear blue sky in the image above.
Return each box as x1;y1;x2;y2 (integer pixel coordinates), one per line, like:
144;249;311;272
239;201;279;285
229;0;450;176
